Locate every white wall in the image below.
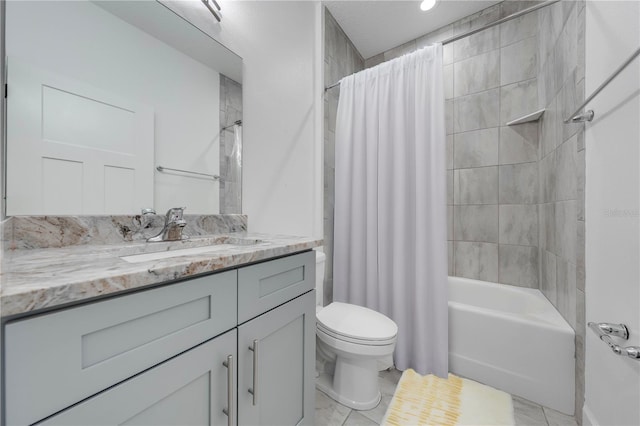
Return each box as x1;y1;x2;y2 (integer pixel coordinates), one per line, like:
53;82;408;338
165;1;324;237
583;1;640;425
221;1;322;237
6;1;221;214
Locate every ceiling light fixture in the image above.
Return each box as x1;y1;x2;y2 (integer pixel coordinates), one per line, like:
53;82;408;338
420;0;437;12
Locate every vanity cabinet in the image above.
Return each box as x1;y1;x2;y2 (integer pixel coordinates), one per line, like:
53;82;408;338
3;251;316;426
38;330;237;426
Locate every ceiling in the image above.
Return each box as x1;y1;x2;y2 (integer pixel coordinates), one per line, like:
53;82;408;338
324;0;501;59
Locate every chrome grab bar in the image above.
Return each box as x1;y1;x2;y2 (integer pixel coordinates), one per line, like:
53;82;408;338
588;322;640;360
564;47;640;123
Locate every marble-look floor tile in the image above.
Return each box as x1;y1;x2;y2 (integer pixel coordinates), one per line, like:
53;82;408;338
343;411;378;426
513;396;548;426
358;394;393;425
379;368;402;395
544;406;578;426
315;389;352;426
316;372;573;426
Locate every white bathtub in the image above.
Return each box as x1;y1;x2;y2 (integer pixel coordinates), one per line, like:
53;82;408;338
448;276;575;415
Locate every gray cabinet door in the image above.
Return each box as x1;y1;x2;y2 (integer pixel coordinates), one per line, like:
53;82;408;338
237;291;315;426
238;251;315;324
38;330;238;426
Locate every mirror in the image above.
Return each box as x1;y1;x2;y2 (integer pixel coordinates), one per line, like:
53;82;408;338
4;0;242;216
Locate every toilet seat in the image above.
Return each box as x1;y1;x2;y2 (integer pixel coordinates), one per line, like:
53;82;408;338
316;323;396;346
316;302;398;345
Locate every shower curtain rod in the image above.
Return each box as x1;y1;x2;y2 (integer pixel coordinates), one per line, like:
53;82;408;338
324;0;561;92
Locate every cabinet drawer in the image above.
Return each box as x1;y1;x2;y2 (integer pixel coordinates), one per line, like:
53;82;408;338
238;251;314;323
5;270;237;426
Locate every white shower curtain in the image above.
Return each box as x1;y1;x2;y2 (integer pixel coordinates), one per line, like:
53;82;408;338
333;45;448;377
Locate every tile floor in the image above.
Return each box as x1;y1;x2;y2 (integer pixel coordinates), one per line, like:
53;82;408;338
314;369;579;426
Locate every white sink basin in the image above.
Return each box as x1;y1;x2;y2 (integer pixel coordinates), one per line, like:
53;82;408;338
120;245;229;263
120;237;265;264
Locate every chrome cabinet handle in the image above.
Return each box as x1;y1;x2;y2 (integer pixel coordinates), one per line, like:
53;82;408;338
222;355;234;426
248;339;259;405
589;322;640;360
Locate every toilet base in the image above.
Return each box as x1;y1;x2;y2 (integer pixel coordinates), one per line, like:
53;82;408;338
315;357;382;410
316;373;381;411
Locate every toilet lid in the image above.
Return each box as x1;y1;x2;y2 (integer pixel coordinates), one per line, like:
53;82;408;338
316;302;398;341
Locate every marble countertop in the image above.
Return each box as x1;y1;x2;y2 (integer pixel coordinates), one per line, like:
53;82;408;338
1;233;322;318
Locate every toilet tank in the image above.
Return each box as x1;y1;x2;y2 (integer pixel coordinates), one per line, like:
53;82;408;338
315;251;325;307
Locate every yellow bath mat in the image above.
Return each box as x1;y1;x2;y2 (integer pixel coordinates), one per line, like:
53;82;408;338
381;370;514;426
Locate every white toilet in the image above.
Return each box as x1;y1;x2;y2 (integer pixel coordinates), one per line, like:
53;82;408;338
314;251;398;410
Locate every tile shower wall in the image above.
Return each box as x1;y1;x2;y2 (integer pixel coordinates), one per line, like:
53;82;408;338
536;1;585;421
219;75;243;214
367;1;542;288
325;0;585;423
361;1;586;420
323;9;365;306
328;1;585;421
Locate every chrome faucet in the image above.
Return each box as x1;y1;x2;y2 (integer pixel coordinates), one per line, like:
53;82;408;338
147;207;188;242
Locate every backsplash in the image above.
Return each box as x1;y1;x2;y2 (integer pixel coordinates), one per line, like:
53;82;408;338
2;215;248;250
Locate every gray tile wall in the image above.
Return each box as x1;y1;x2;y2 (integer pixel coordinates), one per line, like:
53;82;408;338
325;2;585;420
367;1;542;288
323;9;365;306
219;75;243;214
537;1;585;421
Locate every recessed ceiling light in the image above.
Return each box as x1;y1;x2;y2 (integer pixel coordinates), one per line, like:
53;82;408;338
420;0;437;12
